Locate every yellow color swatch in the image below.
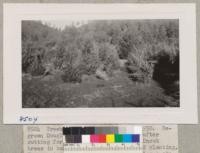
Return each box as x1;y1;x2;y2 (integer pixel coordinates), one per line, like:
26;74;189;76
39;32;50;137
106;134;115;143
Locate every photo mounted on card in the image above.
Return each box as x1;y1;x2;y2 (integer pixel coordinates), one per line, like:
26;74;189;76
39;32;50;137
3;4;198;124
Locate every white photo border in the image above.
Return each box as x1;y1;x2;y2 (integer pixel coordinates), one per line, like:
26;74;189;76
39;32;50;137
3;3;198;124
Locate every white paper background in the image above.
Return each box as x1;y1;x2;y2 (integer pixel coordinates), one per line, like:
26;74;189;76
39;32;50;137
3;4;198;124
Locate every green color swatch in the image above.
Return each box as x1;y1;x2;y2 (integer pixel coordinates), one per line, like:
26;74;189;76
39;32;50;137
115;134;123;142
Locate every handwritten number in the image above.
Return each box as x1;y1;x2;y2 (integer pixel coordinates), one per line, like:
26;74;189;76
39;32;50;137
19;116;38;124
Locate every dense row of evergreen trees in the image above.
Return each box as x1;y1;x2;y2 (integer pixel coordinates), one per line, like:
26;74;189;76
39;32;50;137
22;20;179;82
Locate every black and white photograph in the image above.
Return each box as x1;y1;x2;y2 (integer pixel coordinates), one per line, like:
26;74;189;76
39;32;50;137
22;19;180;108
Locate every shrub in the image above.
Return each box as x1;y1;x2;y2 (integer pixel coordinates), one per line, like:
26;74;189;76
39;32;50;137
22;45;45;76
126;52;154;82
98;43;120;76
29;56;45;76
61;65;82;83
22;21;61;75
81;53;100;75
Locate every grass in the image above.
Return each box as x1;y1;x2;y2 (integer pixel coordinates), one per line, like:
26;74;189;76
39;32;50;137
22;71;179;108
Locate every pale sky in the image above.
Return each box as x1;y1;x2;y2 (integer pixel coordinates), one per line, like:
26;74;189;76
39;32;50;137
41;20;88;30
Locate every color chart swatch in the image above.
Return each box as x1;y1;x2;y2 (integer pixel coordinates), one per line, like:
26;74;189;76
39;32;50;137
63;126;141;144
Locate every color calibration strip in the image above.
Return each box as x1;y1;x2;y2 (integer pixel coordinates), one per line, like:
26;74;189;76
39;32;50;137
63;126;141;144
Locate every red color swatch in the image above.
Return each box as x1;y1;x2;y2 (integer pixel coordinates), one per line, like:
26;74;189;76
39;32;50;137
98;134;106;143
